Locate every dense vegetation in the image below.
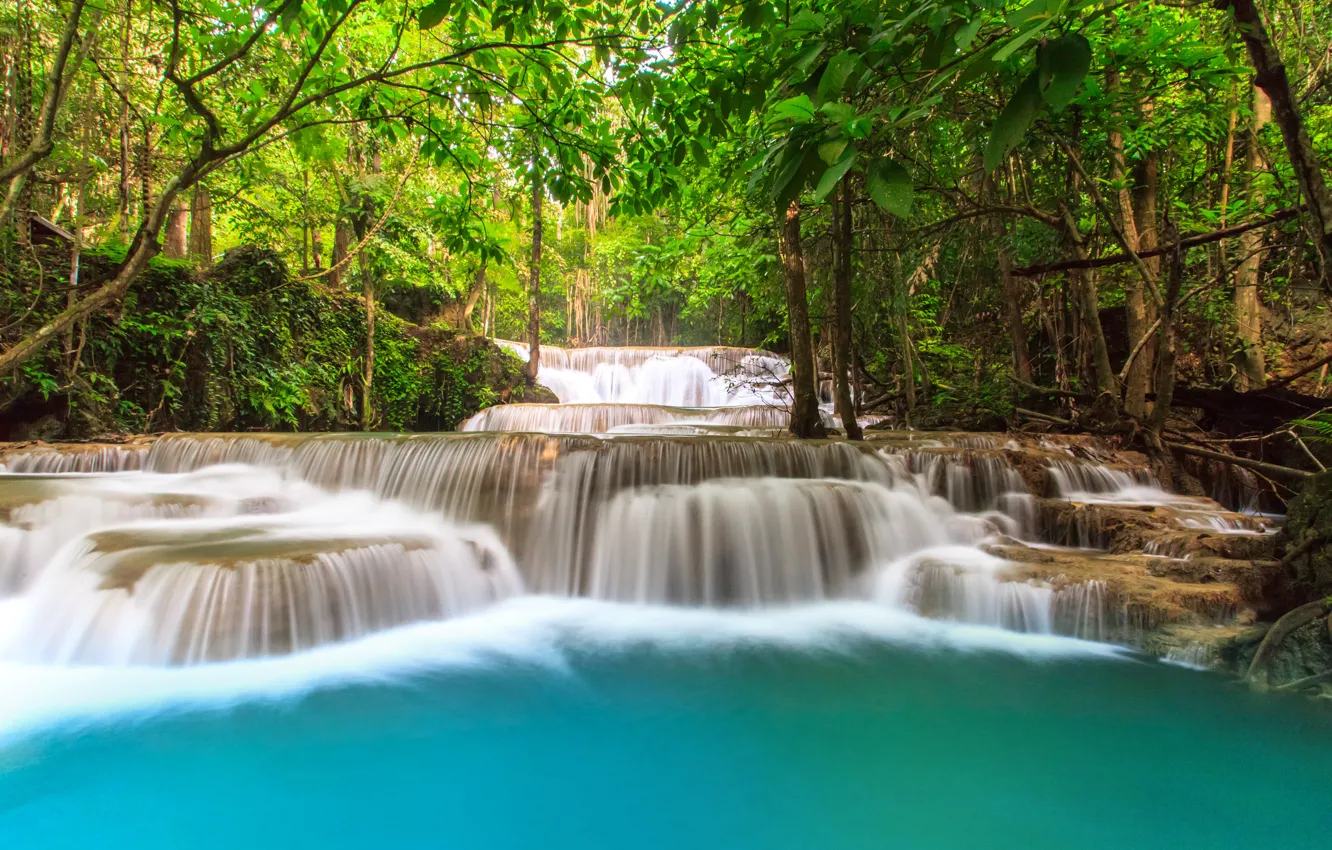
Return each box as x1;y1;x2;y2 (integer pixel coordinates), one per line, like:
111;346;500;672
1;0;1329;444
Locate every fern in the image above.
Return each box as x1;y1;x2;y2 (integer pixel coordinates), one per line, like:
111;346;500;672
1294;413;1332;444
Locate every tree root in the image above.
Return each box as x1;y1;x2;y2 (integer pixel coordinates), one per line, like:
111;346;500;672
1245;598;1332;689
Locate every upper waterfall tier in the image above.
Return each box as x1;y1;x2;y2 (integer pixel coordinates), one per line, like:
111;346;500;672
461;403;791;434
495;340;791;406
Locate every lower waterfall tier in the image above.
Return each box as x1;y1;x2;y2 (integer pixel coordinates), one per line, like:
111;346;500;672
0;429;1280;665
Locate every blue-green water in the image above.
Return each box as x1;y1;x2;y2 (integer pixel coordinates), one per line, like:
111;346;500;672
1;600;1329;849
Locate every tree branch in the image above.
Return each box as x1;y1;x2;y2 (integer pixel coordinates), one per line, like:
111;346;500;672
1010;206;1305;277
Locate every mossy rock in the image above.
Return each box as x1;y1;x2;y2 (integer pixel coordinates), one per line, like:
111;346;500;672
1281;471;1332;596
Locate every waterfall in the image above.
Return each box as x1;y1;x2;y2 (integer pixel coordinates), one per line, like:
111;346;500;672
1;445;148;473
0;338;1279;667
576;478;999;605
0;467;520;665
497;340;791;406
1046;459;1157;499
461;403;790;433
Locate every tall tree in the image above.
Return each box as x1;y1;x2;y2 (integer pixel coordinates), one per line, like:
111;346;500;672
779;201;825;439
1234;84;1270;389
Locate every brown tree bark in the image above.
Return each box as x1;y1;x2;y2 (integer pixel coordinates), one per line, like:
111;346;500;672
778;201;826;438
1219;0;1332;278
1149;228;1185;441
527;168;543;386
0;0;89;223
188;183;212;265
164;204;188;258
1108;69;1151;417
1234;83;1270;390
330;223;352;288
832;180;862;440
1064;214;1117;395
463;263;486;334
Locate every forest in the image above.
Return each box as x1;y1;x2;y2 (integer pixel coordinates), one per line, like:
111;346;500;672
0;0;1330;455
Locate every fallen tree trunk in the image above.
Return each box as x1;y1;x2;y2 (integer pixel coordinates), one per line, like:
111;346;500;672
1165;384;1329;434
1166;441;1313;484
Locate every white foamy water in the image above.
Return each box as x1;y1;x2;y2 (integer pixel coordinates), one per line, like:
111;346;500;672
0;596;1127;740
0;467;521;665
497;341;791;407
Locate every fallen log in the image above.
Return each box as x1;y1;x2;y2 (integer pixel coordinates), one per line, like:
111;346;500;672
1015;407;1071;425
1164;385;1328;434
1166;441;1313;484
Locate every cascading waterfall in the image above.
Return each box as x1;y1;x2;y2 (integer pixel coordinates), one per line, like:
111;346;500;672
0;343;1280;668
0;444;148;472
461;402;790;433
1;425;1271;667
497;340;791;407
0;467;520;665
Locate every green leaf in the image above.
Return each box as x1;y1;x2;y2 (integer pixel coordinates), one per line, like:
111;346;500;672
690;139;709;166
1005;0;1046;28
819;102;856;124
795;40;827;75
954;17;984;51
788;9;826;34
983;70;1042;172
770;94;817;123
993;19;1050;62
418;0;451;30
813;148;856;202
817;137;848;165
817;50;858;103
1037;34;1092;110
867;158;912;218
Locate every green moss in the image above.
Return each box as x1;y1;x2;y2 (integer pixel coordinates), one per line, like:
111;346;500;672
4;246;528;436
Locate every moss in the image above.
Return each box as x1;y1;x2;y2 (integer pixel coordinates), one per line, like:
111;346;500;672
3;246;529;437
1281;471;1332;597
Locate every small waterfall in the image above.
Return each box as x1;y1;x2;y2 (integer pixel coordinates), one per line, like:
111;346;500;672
496;341;790;406
575;478;996;605
461;403;790;434
1;445;148;473
0;470;520;665
1046;460;1156;499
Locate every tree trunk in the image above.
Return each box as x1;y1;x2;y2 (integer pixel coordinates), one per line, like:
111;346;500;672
164;204;188;258
1065;217;1117;395
1149;227;1185;440
527;170;543;386
352;154;378;430
360;258;375;429
1133;111;1161;387
1234;83;1270;390
1109;69;1151;417
998;241;1031;383
0;175;180;374
1221;0;1332;278
778;201;826;438
188;183;212;265
330;223;351;288
116;0;132;243
463;263;486;334
832;181;862;440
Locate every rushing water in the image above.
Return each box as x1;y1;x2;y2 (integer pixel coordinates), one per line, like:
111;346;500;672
0;345;1313;847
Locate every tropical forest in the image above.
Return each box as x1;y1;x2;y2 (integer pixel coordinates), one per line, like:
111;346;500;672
1;0;1332;845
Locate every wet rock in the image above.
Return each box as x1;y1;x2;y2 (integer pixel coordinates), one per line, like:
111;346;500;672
1035;499;1176;549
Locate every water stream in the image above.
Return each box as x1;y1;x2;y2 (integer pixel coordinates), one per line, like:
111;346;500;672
0;345;1319;848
